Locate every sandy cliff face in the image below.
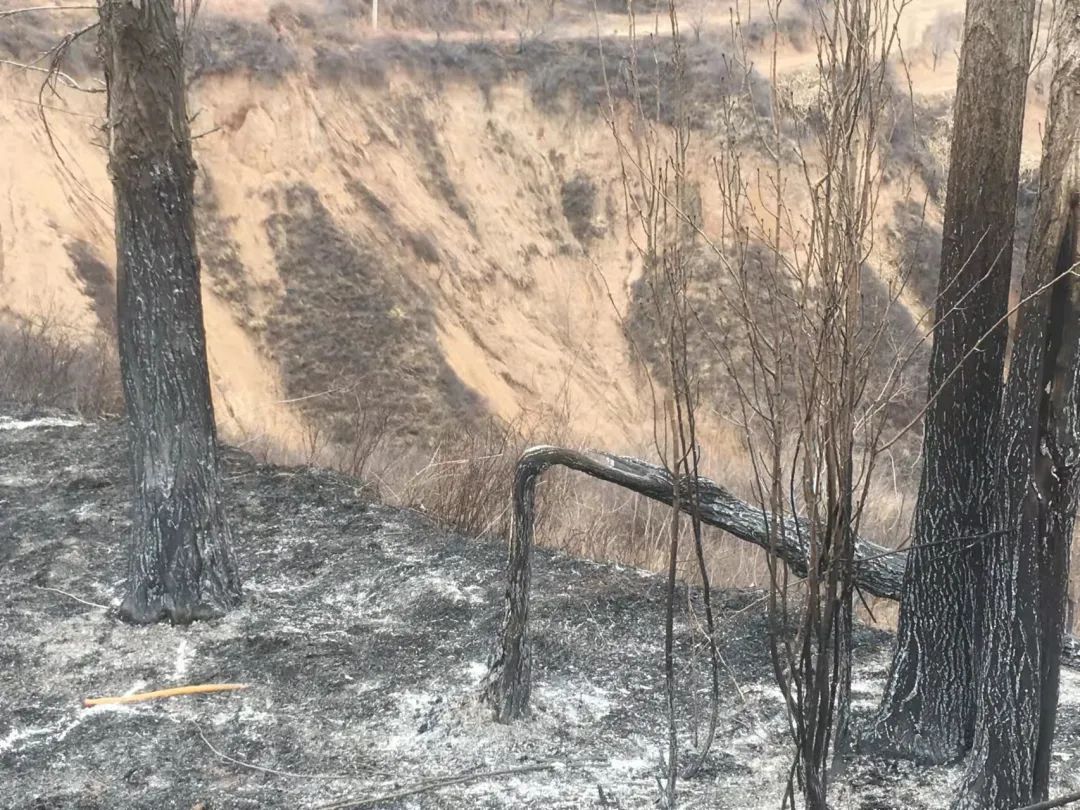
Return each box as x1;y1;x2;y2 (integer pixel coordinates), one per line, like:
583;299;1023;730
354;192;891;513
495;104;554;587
0;43;657;451
2;0;1036;461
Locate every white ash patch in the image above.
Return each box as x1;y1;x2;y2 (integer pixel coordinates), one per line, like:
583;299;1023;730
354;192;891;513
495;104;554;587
607;753;653;775
464;660;490;685
72;502;101;522
242;580;292;595
0;473;34;487
534;679;613;724
171;639;194;682
0;717;70;756
0;416;83;430
420;572;486;605
1;700;151;757
1060;669;1080;706
210;701;279;731
381;689;443;751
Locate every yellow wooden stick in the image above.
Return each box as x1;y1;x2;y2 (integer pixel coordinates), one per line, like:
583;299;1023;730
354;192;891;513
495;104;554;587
83;683;250;707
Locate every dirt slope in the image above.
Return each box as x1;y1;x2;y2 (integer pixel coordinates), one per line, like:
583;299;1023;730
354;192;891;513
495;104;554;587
1;0;1038;463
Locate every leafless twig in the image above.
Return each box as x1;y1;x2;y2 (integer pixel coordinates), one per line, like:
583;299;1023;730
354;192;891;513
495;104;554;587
0;5;96;19
33;584;109;610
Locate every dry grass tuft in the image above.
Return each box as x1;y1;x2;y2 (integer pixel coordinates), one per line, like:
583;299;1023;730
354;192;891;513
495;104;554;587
0;310;122;418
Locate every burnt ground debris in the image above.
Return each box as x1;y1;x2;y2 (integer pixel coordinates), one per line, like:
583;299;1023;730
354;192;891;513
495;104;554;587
1;409;1078;808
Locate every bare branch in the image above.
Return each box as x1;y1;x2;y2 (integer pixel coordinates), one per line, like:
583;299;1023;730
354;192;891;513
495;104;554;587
0;5;96;19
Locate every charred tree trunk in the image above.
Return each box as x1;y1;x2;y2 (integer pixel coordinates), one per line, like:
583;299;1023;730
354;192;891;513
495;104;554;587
868;0;1037;764
482;447;1080;722
955;11;1080;805
99;0;241;624
482;454;540;721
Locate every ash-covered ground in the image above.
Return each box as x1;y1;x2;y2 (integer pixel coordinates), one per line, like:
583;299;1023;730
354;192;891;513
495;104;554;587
2;411;1078;809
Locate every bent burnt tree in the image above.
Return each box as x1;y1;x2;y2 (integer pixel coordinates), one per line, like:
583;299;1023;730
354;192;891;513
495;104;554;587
482;447;1080;722
99;0;241;623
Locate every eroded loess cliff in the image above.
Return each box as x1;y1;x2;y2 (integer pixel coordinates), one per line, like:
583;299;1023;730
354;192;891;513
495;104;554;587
0;0;1040;470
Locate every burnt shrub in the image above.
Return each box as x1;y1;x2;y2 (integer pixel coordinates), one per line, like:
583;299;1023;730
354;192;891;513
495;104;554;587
524;37;769;129
263;183;481;440
405;229;442;264
0;312;121;417
315;42;388;86
891;199;942;315
312;32;767;131
315;37;507;103
186;17;297;80
65;242;115;331
561;172;598;242
0;16;56;61
399;104;474;229
0;14;100;75
195;171;256;317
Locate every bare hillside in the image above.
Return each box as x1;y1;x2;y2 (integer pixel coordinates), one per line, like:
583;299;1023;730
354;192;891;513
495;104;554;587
0;0;1014;461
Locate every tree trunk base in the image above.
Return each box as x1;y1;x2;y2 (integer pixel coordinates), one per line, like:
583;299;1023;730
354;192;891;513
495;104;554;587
857;708;968;765
119;589;239;625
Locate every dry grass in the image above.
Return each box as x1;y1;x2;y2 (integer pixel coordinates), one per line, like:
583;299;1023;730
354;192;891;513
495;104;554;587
252;400;1080;637
251;406;882;610
0;310;122;418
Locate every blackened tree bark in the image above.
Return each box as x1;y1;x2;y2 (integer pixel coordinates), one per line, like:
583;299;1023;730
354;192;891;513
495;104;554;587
484;451;544;722
99;0;241;623
955;8;1080;804
868;0;1036;763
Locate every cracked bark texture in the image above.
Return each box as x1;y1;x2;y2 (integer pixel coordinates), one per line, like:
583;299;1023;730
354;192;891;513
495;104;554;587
99;0;241;623
867;0;1037;764
483;447;1080;722
955;7;1080;805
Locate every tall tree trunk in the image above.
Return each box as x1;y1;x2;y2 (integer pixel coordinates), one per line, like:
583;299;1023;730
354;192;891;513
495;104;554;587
867;0;1036;763
99;0;241;624
955;8;1080;804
